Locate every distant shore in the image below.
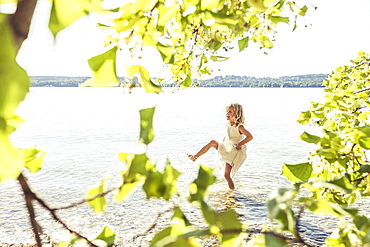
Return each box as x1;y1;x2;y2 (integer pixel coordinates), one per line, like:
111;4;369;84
29;74;327;88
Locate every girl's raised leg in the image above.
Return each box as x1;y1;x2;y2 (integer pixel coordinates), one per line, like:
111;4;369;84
188;140;218;162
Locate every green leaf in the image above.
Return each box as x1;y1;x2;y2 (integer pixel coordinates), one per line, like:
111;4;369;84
133;0;158;12
299;5;308;16
119;153;150;182
86;179;106;213
209;39;222;51
209;12;239;26
247;0;267;10
143;170;163;199
19;148;46;173
0;15;29;182
328;176;353;193
172;206;191;227
162;160;181;199
139;107;155;145
0;15;29;120
297;111;311;125
265;233;287;247
267;188;297;235
264;0;279;8
143;160;181;200
158;1;178;26
317;147;337;159
359;138;370;150
201;201;242;244
0;132;22;181
353;215;370;243
116;153;151;200
85;47;119;87
150;226;202;247
323;119;336;131
150;227;172;246
189;165;216;202
260;35;274;48
201;0;220;11
299;131;321;144
117;152;132;163
180;76;193;89
312;179;353;196
48;0;89;38
114;181;140;201
359;112;370;121
246;234;287;247
358;165;370;174
0;0;16;4
94;226;116;246
238;36;249;52
304;197;357;218
157;43;175;64
5;114;23;135
58;234;81;247
127;65;162;93
270;16;289;24
150;207;205;246
210;56;229;62
143;34;157;46
281;162;312;183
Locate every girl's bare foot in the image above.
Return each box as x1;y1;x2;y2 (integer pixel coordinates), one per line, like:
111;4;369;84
187;154;198;162
227;180;235;190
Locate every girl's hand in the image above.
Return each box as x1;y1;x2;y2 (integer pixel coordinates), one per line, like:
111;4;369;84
236;144;242;150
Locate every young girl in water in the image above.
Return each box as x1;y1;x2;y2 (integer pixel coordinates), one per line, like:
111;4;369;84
187;103;253;190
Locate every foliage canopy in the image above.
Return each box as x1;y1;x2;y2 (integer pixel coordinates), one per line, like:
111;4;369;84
3;0;370;247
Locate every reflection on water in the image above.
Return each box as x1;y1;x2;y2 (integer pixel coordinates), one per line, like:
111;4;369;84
206;186;333;247
208;186;268;228
0;87;336;245
209;189;241;213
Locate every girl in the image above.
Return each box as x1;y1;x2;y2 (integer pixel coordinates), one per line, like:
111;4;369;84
187;103;253;190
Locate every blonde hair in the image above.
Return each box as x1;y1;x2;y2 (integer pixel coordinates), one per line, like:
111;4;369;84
226;103;245;127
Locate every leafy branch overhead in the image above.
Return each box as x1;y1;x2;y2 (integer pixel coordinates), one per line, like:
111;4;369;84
48;0;309;87
267;52;370;246
0;0;319;246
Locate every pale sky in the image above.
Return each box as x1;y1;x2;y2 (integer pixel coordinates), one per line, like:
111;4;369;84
17;0;370;78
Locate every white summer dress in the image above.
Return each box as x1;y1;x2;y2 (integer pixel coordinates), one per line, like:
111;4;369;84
217;123;247;178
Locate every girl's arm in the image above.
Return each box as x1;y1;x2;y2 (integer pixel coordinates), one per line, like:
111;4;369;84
236;125;253;150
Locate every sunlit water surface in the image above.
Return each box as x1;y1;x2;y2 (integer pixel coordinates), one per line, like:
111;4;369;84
0;87;348;245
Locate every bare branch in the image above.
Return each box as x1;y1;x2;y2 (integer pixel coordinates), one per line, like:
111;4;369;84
351;58;370;69
294;206;316;247
17;172;99;247
9;0;38;50
18;173;43;247
54;185;121;210
131;207;174;241
33;196;99;247
258;206;317;247
354;87;370;94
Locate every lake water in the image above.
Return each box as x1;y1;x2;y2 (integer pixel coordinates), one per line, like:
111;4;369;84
0;87;334;245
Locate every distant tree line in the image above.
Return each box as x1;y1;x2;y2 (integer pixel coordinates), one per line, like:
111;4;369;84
193;74;327;87
30;74;327;88
30;76;89;87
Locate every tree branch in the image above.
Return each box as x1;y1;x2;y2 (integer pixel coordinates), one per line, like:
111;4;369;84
9;0;38;50
131;207;174;241
33;196;99;247
354;87;370;94
294;206;315;247
17;173;43;247
17;172;99;247
54;185;121;210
